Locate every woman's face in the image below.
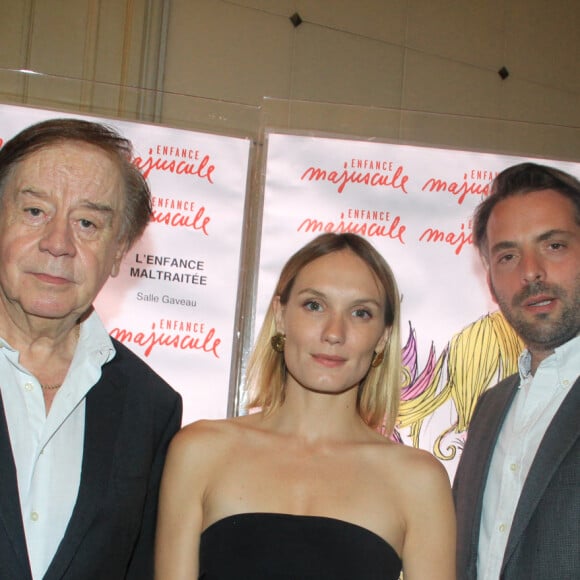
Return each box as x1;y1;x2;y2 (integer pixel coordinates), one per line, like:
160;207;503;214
275;249;390;396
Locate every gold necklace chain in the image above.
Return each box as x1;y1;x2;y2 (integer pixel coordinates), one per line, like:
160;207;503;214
41;383;62;390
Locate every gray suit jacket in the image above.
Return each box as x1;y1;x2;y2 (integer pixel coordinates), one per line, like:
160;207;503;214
453;374;580;580
0;338;182;580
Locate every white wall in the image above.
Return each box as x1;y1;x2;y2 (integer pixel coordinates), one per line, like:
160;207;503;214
0;0;578;158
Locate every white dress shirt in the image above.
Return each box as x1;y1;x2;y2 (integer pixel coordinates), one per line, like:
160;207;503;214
477;334;579;579
0;311;115;580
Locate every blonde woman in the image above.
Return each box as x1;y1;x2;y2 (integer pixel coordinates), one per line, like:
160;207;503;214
155;233;455;580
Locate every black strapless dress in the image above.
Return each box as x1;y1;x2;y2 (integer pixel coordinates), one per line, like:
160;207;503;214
199;513;402;579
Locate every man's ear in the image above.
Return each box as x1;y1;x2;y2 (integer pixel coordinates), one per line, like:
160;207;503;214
487;272;499;304
110;240;129;278
481;256;499;305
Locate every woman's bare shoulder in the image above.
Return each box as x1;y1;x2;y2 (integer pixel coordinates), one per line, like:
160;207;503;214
178;416;237;438
390;441;446;468
165;417;241;469
170;414;263;458
373;440;451;494
179;414;246;440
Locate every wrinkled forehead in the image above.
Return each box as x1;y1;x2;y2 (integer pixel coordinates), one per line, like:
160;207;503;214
7;141;125;204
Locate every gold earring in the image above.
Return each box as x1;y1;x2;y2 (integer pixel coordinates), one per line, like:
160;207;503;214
371;349;384;368
271;333;286;353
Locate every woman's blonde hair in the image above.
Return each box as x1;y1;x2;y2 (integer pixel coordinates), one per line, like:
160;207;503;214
245;233;402;433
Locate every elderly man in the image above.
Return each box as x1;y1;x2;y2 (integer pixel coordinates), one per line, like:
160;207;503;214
0;118;182;580
454;162;580;579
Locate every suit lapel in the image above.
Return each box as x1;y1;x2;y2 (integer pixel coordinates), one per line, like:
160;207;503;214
44;363;128;580
503;377;580;567
0;393;33;579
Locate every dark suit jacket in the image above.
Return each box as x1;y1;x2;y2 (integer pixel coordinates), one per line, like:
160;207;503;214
453;373;580;580
0;338;182;580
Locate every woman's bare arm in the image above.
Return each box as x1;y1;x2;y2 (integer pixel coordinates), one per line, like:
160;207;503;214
400;450;456;580
154;422;214;580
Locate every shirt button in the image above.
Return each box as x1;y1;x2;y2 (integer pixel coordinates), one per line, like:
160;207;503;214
31;511;39;522
499;524;506;533
510;463;519;472
563;379;570;387
24;383;34;391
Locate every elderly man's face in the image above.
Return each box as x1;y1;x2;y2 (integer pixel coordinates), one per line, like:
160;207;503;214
0;141;127;324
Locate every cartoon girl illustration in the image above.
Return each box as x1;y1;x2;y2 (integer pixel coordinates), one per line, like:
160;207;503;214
396;311;522;462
